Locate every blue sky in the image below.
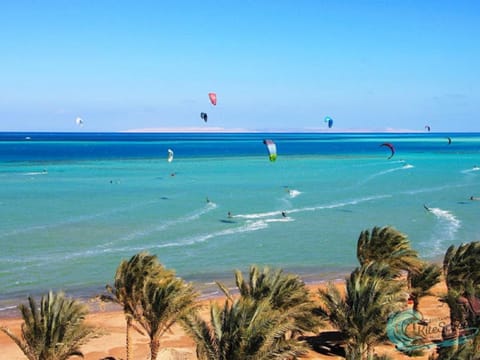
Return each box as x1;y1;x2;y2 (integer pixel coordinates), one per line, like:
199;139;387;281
1;1;479;132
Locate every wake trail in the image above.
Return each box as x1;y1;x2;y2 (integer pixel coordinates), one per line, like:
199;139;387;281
155;195;389;248
0;199;163;240
402;182;472;195
461;166;480;174
103;217;279;254
358;164;414;185
287;189;302;198
0;203;219;266
425;207;461;256
103;202;218;245
234;194;390;220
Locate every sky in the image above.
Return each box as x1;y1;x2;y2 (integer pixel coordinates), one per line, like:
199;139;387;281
1;0;479;132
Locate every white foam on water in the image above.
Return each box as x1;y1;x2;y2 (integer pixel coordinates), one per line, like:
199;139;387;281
135;218;272;250
21;171;48;176
288;189;302;198
359;165;414;185
293;194;391;214
425;207;461;256
0;305;17;312
461;166;480;174
235;195;389;220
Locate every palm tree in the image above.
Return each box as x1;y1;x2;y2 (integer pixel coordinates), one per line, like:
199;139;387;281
101;251;165;360
433;332;480;359
217;265;321;336
408;262;442;312
183;297;308;360
357;226;423;277
438;242;480;351
443;242;480;295
136;272;200;360
0;291;99;360
318;263;406;360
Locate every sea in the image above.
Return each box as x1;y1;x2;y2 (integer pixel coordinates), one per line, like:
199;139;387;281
1;132;479;315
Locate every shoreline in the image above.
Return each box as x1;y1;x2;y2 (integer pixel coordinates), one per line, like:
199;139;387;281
0;280;449;360
0;270;352;319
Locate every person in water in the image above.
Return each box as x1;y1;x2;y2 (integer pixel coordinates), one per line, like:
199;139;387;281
423;204;431;212
281;211;287;217
227;211;232;218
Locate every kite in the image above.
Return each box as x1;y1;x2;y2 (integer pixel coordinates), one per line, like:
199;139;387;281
380;142;395;159
167;149;174;163
200;112;208;123
75;117;83;126
263;139;277;162
208;92;217;106
324;116;333;129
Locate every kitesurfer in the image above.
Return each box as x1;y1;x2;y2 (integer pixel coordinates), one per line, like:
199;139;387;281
227;211;232;218
281;211;287;217
470;196;480;201
423;204;431;212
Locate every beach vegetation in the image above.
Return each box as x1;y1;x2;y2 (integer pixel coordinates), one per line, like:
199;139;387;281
100;252;167;360
182;296;308;360
357;226;423;278
216;265;322;336
408;262;442;312
136;271;200;360
443;242;480;296
100;251;200;360
0;291;99;360
318;262;406;360
432;242;480;359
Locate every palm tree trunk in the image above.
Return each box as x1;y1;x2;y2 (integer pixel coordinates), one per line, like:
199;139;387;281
150;338;160;360
126;316;133;360
413;297;420;313
346;343;367;360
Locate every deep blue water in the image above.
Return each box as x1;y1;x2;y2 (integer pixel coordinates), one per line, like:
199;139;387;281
0;132;475;162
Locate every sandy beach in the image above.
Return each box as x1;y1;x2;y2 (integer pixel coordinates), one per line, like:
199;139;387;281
0;281;450;360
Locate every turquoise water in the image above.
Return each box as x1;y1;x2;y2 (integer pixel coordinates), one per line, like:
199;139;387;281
1;132;480;313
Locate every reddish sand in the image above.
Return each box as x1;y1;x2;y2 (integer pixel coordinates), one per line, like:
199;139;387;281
0;282;450;360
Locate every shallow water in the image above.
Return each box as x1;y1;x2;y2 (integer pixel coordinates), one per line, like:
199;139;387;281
1;132;479;313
